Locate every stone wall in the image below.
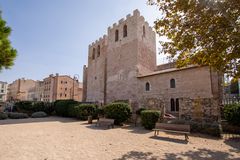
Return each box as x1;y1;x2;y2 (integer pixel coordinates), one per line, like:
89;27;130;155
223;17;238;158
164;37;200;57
179;98;221;122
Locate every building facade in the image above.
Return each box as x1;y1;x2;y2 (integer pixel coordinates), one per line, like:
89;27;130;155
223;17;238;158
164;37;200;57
41;74;82;102
0;81;8;102
7;75;83;102
7;78;37;101
83;10;223;122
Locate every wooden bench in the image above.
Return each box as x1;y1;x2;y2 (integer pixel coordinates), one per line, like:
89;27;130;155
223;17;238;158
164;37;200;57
96;118;114;129
153;123;190;141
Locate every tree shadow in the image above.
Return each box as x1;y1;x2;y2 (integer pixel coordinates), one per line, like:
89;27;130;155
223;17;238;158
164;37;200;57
164;148;238;160
113;151;159;160
150;136;188;144
121;125;153;134
0;116;78;125
224;137;240;154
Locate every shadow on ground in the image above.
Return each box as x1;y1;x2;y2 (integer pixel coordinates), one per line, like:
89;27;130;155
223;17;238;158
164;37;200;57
164;148;239;160
121;125;153;134
224;137;240;154
150;135;188;144
113;151;158;160
0;116;78;125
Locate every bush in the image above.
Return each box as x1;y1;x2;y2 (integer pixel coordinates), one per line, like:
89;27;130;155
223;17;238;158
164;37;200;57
141;110;160;129
224;103;240;126
104;103;131;125
8;112;28;119
14;101;54;115
0;112;8;120
136;108;146;115
75;104;97;120
96;108;104;117
54;100;79;117
190;121;222;137
31;111;48;118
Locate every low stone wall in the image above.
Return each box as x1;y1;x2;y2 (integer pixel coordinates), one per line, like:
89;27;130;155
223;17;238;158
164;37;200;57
179;98;221;122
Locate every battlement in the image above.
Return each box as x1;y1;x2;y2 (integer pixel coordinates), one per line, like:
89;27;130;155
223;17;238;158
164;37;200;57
107;9;141;32
89;34;108;49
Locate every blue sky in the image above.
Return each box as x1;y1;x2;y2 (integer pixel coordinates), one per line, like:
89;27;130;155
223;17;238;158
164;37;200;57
0;0;164;83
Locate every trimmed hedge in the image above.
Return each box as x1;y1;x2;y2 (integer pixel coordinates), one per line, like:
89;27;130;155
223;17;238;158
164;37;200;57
141;110;160;129
54;100;79;117
104;103;131;125
0;112;8;120
31;111;48;118
223;103;240;126
14;101;54;115
75;104;97;120
8;112;28;119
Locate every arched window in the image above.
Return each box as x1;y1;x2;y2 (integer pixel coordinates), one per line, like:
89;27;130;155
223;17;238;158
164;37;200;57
176;98;179;112
92;48;95;60
143;25;146;37
97;45;100;57
170;98;175;111
123;25;127;37
170;79;176;88
115;30;119;41
145;82;150;91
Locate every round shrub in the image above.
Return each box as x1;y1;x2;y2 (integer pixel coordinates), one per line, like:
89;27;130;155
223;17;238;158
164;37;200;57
0;112;8;120
75;104;97;120
31;111;47;118
104;103;131;125
224;103;240;126
54;100;79;117
8;112;28;119
141;110;160;129
136;108;146;115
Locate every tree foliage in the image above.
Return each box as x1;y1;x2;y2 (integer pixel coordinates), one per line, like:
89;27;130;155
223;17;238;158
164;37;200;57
0;13;17;71
149;0;240;78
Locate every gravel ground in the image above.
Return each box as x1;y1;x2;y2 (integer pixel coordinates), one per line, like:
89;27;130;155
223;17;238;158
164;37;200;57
0;117;239;160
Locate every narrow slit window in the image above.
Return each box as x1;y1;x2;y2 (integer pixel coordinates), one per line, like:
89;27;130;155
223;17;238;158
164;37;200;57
92;48;95;60
97;45;100;57
115;30;119;41
143;26;146;37
123;25;127;37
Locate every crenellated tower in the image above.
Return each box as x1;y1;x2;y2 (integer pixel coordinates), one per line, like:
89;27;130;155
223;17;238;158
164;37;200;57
83;9;156;104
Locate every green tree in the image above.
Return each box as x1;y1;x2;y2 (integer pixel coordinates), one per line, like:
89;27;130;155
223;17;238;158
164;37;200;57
0;13;17;71
149;0;240;78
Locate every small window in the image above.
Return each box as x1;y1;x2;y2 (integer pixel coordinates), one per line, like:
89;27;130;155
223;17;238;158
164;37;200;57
60;93;62;97
143;26;146;37
115;30;119;41
65;94;67;97
145;82;150;91
123;25;127;37
170;98;175;111
65;88;67;91
170;79;176;88
97;45;100;57
92;48;96;60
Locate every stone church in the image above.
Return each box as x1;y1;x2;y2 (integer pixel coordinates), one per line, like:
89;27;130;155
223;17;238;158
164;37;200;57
82;10;222;121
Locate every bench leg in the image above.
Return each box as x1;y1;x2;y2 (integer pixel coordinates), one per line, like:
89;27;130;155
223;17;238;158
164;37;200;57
185;134;189;141
154;130;156;136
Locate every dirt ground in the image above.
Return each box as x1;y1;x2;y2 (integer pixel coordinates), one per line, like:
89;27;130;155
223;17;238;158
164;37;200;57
0;117;239;160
